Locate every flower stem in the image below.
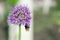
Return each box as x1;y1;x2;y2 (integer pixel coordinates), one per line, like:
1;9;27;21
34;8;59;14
19;25;21;40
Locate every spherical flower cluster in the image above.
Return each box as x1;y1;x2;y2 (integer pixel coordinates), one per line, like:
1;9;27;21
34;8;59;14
8;5;31;28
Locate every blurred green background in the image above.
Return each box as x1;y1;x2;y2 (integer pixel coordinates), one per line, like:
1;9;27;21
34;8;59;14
34;0;60;40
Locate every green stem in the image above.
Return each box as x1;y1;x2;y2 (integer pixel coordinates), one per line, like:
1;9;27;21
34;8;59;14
19;25;21;40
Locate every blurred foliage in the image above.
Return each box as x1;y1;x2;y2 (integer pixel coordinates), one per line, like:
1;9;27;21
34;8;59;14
34;9;60;40
50;11;60;25
56;0;60;10
34;0;60;40
34;9;53;32
6;0;18;6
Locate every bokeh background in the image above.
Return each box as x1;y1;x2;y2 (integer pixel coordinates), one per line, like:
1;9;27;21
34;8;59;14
34;0;60;40
0;0;60;40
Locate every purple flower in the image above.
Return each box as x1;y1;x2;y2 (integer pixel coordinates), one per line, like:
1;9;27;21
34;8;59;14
8;5;31;27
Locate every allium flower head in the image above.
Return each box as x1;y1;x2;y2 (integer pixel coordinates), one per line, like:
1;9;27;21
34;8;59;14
8;5;31;27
